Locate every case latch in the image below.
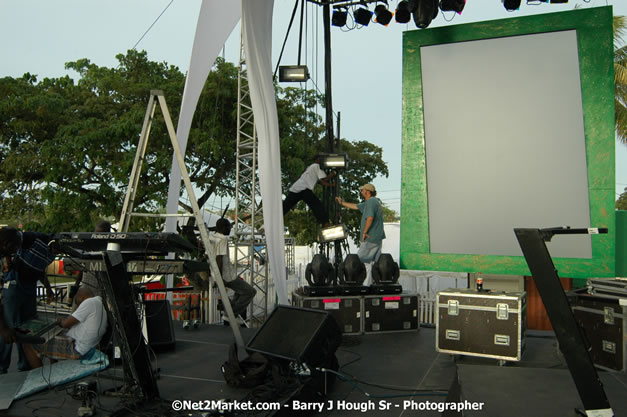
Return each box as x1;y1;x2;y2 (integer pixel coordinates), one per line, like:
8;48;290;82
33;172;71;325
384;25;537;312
445;329;460;341
602;340;616;354
604;307;614;325
447;300;459;316
496;303;509;320
494;334;510;346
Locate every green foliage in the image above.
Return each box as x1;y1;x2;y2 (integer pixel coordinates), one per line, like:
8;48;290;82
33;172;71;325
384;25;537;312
382;204;400;222
0;51;388;243
614;16;627;144
617;187;627;210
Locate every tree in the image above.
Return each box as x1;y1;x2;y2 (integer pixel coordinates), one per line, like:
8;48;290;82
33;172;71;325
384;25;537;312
615;16;627;206
0;51;389;242
617;187;627;210
382;204;400;222
615;16;627;144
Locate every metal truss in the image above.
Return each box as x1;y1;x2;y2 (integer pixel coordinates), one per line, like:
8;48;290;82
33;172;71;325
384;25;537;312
233;35;269;326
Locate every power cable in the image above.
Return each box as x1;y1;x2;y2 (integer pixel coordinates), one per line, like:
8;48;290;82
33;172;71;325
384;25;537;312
130;0;176;51
273;0;301;79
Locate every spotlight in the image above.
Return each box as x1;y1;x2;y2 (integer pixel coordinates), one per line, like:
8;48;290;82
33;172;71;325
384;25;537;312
318;153;347;169
305;254;335;286
278;65;310;82
502;0;521;11
337;254;366;286
374;4;393;26
440;0;465;14
319;224;348;243
332;9;348;27
395;1;411;23
411;0;439;29
371;254;400;285
354;7;373;26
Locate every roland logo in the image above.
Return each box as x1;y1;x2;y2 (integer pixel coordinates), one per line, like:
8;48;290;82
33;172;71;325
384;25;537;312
90;233;127;239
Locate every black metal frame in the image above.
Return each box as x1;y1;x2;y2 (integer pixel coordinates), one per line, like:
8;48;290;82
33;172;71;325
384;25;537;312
100;250;160;400
514;227;612;415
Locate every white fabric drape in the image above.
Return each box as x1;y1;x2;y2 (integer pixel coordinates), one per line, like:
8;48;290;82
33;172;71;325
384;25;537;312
242;0;288;304
164;0;288;304
164;0;241;235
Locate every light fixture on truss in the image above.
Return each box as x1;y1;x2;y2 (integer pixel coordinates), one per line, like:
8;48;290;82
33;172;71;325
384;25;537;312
278;65;310;82
319;224;348;243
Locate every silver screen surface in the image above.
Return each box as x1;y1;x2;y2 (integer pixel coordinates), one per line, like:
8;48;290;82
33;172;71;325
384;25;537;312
420;30;592;258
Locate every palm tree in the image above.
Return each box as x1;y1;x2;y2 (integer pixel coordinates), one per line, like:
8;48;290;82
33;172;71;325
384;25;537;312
615;16;627;144
615;16;627;208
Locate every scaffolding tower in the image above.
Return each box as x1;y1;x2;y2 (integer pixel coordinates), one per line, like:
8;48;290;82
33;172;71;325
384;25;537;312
233;37;269;326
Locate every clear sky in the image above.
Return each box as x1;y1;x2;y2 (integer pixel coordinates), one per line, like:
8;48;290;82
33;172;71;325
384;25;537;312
1;0;625;214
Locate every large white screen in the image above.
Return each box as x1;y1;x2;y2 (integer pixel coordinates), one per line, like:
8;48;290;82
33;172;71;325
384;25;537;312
420;30;592;258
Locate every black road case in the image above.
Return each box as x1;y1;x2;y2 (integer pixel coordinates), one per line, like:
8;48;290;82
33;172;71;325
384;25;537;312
436;289;527;361
569;288;627;371
292;290;363;335
363;293;419;334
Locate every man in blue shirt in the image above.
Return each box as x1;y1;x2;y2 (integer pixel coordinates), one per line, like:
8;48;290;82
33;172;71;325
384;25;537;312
336;183;386;284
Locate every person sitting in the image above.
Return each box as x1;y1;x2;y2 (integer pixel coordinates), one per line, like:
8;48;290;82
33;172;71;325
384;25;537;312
211;218;256;324
73;220;111;300
23;287;107;369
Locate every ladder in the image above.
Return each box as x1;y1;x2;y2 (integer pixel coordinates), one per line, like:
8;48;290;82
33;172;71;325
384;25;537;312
118;89;244;347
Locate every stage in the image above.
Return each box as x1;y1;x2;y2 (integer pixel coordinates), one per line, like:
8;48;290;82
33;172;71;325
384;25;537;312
2;322;627;417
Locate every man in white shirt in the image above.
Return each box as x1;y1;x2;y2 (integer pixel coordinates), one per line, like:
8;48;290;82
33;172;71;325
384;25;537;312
23;287;107;368
211;218;256;322
282;155;336;226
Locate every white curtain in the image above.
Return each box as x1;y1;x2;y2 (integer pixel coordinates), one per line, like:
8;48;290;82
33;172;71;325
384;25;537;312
165;0;288;304
242;0;288;304
165;0;241;235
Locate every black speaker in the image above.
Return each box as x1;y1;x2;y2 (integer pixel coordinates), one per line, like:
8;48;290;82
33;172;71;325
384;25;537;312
145;299;176;350
246;305;341;368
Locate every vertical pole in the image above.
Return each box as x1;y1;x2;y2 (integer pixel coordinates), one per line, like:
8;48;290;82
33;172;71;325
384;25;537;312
323;1;334;153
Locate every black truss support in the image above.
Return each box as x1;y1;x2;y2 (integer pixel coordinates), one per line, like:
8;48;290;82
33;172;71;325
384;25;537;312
514;227;612;416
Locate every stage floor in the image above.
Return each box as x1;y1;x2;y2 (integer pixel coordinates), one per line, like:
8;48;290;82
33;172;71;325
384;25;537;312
2;322;627;417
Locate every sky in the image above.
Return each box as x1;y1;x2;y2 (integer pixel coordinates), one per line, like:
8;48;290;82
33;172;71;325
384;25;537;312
1;0;626;215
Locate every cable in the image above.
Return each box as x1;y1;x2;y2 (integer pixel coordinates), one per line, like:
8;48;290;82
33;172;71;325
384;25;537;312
130;0;176;51
318;367;448;398
338;348;362;369
273;0;301;79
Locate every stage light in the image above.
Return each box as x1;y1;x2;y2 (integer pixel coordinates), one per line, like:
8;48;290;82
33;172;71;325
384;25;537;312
337;254;366;286
440;0;465;14
278;65;310;82
371;254;400;285
332;9;348;27
305;254;335;286
318;153;347;169
374;4;393;26
502;0;521;11
319;224;348;243
354;7;373;26
412;0;439;29
395;1;411;23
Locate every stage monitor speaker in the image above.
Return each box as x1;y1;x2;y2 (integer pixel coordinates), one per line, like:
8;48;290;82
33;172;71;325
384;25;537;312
145;299;176;351
246;305;341;368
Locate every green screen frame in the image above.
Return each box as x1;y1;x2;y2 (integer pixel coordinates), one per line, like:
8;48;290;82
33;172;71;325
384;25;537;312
400;7;615;278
